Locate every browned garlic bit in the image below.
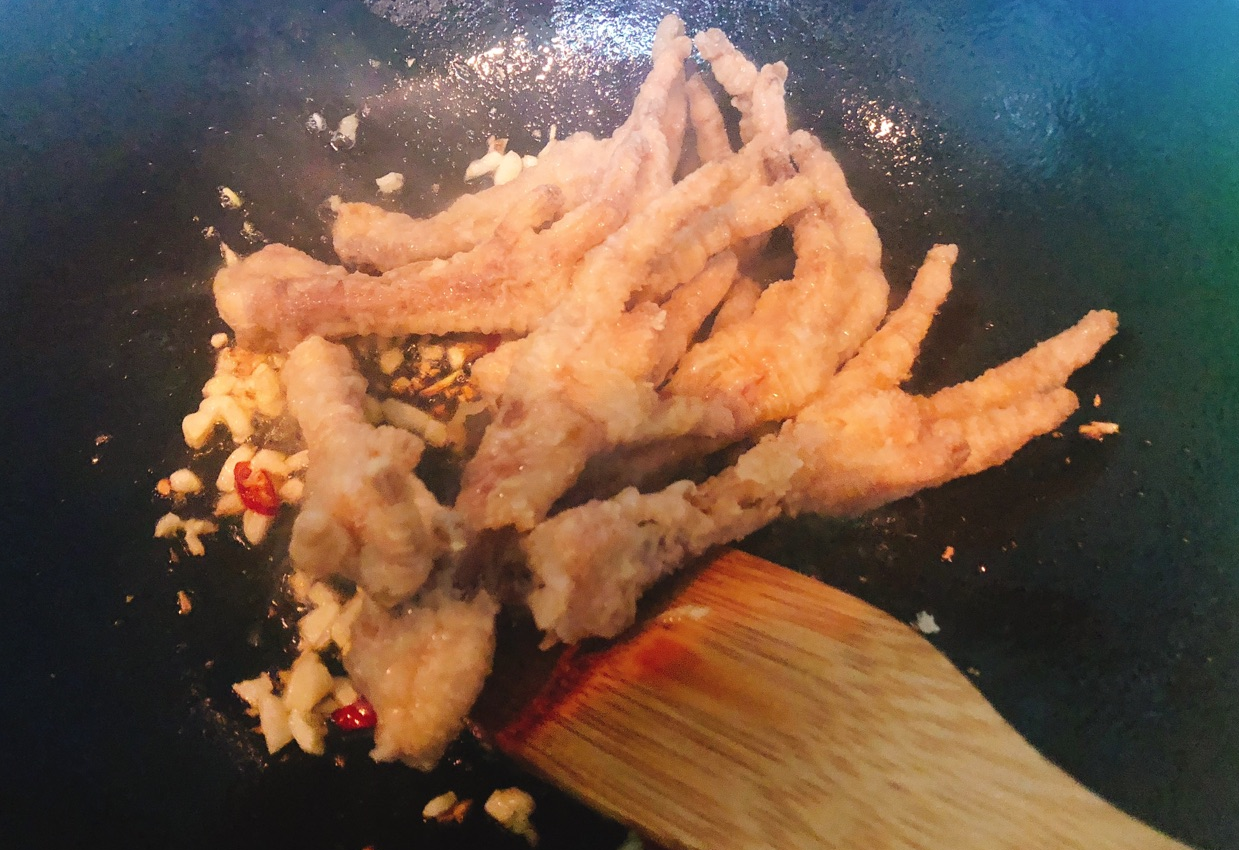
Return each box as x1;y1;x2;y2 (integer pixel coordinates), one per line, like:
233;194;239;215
182;345;286;449
232;643;359;757
218;186;243;209
463;134;540;185
375;172;405;195
354;334;493;449
422;791;459;821
330;113;360;150
1079;421;1120;441
484;787;539;845
226;571;372;757
154;513;218;556
293;574;366;655
168;468;203;495
225;569;371;758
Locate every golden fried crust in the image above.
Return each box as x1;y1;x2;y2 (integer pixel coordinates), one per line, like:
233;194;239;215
212;14;1119;662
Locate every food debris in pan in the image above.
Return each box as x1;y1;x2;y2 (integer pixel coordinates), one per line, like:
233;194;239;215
485;787;539;845
375;171;405;195
218;186;244;209
1079;420;1120;441
422;790;460;821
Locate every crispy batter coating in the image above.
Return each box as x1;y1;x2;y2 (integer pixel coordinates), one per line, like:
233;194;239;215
284;337;463;604
212;15;1121;761
694;29;762;144
666;209;867;429
921;309;1119;419
456;161;821;531
651;251;740;383
344;591;498;769
685;72;733;165
215;138;657;350
524;246;1115;643
331;132;605;271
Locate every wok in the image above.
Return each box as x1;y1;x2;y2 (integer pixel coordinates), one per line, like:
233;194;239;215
2;0;1237;847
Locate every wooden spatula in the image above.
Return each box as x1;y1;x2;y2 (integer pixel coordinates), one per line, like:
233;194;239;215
475;548;1192;850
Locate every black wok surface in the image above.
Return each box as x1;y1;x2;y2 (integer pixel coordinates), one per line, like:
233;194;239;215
2;1;1238;848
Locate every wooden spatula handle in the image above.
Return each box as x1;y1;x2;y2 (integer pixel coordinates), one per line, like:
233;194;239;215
489;549;1192;850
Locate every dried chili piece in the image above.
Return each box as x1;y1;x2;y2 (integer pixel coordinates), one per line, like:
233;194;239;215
331;696;377;731
233;460;279;516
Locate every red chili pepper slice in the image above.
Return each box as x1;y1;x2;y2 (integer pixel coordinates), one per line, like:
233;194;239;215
331;696;377;731
233;460;279;517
